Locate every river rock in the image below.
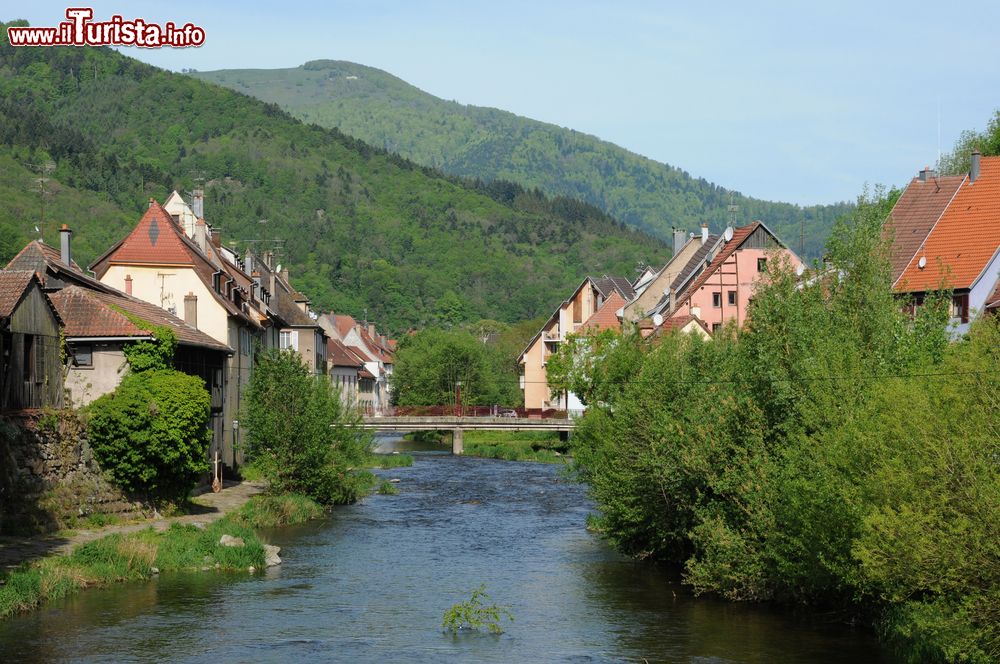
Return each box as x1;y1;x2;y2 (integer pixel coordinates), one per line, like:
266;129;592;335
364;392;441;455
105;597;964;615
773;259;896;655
264;544;282;567
219;534;245;547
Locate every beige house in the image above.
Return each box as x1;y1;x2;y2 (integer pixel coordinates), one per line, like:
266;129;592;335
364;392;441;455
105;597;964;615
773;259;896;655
91;200;265;471
518;276;634;411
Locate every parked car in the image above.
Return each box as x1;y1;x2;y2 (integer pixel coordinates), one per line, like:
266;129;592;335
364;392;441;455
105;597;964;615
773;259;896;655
499;409;518;418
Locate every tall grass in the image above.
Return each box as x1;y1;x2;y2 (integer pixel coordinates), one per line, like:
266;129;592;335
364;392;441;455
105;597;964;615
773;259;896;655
0;494;324;620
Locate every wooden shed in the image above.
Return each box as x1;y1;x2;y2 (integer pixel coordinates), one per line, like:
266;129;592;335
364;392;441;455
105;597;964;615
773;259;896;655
0;271;63;411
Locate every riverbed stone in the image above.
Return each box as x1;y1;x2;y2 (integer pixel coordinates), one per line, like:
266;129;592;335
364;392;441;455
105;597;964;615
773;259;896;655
264;544;282;567
219;534;245;547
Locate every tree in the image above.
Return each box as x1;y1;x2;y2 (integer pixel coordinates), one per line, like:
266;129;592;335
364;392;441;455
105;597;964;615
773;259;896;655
391;328;520;407
241;349;373;504
938;110;1000;175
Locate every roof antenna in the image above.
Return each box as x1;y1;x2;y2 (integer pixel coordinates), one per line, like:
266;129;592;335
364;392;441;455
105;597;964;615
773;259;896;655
936;96;941;170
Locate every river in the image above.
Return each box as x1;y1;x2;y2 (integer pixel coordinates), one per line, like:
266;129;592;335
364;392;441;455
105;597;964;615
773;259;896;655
0;437;891;663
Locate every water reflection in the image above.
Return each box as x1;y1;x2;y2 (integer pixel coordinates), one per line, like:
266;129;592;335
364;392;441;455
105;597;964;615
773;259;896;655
0;441;890;663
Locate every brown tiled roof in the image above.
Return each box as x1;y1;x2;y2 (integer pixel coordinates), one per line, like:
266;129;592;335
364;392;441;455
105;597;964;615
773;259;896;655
591;275;636;300
897;157;1000;292
580;291;626;332
5;240;116;293
359;367;376;380
884;175;965;285
49;286;231;352
0;270;37;318
5;240;83;273
660;313;710;334
359;329;393;362
328;338;364;368
670;235;721;293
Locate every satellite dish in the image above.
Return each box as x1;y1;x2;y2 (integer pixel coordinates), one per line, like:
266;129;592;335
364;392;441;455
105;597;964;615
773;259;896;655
795;264;805;277
918;256;927;269
723;226;734;242
652;313;664;327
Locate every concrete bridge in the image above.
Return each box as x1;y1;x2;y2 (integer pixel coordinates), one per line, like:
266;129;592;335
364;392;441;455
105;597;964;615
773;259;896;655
360;416;576;454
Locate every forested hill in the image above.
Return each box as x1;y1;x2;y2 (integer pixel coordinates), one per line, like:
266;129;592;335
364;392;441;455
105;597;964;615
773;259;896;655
0;21;663;333
192;60;852;256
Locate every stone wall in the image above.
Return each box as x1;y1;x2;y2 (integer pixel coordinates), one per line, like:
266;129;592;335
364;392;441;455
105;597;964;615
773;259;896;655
0;410;145;535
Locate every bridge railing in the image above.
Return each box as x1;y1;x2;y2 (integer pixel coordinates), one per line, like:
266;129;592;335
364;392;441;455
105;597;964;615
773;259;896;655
385;406;569;419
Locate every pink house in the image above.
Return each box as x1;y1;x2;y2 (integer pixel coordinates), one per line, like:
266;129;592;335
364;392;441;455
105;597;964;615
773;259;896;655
664;222;801;333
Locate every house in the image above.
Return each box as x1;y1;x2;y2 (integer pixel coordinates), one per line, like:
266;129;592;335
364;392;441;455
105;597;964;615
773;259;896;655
327;338;365;407
518;275;635;411
660;221;802;334
891;152;1000;336
622;226;718;324
244;249;327;375
0;271;63;411
318;313;394;414
49;286;230;410
645;313;712;340
6;227;232;456
90;200;264;470
883;167;965;286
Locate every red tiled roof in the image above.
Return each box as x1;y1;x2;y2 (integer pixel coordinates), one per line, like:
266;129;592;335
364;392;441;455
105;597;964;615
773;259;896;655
93;201;261;329
673;222;761;310
660;313;710;334
327;338;364;367
580;291;626;332
884;174;965;285
49;286;230;352
0;270;38;318
332;314;356;338
897;157;1000;292
95;200;195;266
359;367;376;380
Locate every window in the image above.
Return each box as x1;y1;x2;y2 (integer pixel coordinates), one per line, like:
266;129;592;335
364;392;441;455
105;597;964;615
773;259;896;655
712;292;722;307
757;257;768;272
73;344;93;367
239;328;253;356
712;323;722;334
951;293;970;324
728;290;737;306
279;330;291;350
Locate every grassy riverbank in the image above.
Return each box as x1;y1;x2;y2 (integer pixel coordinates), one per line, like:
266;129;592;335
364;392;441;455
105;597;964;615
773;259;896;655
0;494;323;620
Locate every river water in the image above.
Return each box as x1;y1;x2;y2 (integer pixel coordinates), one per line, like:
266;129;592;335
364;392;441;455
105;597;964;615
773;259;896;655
0;437;891;663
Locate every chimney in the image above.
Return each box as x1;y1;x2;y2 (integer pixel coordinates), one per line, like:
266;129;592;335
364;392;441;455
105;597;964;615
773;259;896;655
700;223;709;245
125;274;133;295
281;266;290;282
672;228;687;255
368;323;376;338
59;224;72;265
690;305;702;320
192;189;204;219
918;166;936;182
210;228;221;248
971;150;982;183
184;292;198;328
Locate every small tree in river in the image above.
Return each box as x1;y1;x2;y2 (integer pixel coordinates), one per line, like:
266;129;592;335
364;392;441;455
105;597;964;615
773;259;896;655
242;349;373;504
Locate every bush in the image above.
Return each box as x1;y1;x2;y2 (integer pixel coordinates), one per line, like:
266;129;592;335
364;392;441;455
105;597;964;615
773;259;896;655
86;369;211;503
242;349;374;504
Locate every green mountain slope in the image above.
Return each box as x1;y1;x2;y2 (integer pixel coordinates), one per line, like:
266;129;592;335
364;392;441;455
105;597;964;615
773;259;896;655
192;60;851;256
0;21;662;333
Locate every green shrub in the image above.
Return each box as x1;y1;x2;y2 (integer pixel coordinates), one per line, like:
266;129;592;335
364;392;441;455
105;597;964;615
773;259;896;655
86;369;211;503
442;585;513;634
242;349;374;504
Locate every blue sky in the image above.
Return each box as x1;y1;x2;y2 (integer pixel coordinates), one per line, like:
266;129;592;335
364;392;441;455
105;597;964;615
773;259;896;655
11;1;1000;205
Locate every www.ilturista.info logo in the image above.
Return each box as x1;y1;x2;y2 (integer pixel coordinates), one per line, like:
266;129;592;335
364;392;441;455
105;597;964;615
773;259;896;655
7;8;205;48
